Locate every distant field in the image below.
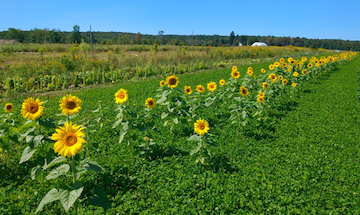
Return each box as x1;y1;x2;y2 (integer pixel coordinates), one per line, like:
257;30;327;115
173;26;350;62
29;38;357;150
0;44;331;99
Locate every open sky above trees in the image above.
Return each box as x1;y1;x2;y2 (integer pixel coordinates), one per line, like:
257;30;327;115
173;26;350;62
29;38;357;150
0;0;359;41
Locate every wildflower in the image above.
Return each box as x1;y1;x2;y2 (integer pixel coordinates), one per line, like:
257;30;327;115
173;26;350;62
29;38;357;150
21;97;44;120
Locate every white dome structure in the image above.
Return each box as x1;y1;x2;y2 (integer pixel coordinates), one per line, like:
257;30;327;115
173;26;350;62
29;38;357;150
251;42;268;47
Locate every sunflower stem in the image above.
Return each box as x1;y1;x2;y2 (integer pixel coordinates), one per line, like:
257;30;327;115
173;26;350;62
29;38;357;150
71;155;76;184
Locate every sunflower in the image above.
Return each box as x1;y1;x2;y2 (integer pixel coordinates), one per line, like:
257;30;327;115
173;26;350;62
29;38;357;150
166;75;179;88
279;75;283;80
261;68;266;73
21;97;44;121
194;119;210;135
59;94;82;116
240;86;249;97
231;70;240;79
114;89;128;104
232;66;238;71
279;58;285;63
302;69;307;75
268;73;277;83
145;98;156;108
258;91;265;97
207;82;217;92
196;85;205;93
287;57;294;63
247;70;253;76
292;83;297;87
51;121;86;158
302;57;307;62
316;63;321;67
160;80;165;86
254;75;257;79
219;79;226;86
282;79;288;85
184;86;193;95
4;103;14;113
269;64;275;70
274;62;280;67
247;67;253;71
293;72;299;77
257;96;265;103
262;82;269;90
308;63;313;68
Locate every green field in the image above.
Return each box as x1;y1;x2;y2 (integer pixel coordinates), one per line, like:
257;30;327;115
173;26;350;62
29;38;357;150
1;52;359;214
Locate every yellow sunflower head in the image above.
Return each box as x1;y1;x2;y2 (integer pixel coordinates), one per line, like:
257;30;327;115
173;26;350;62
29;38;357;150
261;68;266;73
247;67;253;71
59;94;82;116
292;83;297;87
194;119;210;136
258;91;265;97
232;66;238;71
279;75;283;80
293;72;299;77
240;86;249;97
287;57;293;63
145;98;156;108
160;80;166;86
4;103;14;113
308;63;313;68
274;62;280;67
207;81;217;92
196;85;205;93
262;82;269;90
269;64;275;70
302;57;307;62
257;96;265;103
302;69;307;75
114;88;128;104
51;121;86;158
247;70;253;76
268;73;277;83
231;70;240;79
21;97;44;121
219;79;226;86
282;79;288;85
166;75;179;88
279;58;285;63
184;86;193;95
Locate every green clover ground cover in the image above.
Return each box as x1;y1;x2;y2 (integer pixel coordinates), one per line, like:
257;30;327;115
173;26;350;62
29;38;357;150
1;55;360;214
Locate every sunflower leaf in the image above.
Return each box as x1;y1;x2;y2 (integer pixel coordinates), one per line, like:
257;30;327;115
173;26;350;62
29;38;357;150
39;118;56;128
34;188;60;213
42;156;67;170
59;181;84;212
187;135;202;142
46;164;70;180
31;165;42;180
19;146;36;164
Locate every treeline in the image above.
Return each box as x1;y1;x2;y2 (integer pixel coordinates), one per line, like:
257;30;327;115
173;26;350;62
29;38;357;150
1;27;360;51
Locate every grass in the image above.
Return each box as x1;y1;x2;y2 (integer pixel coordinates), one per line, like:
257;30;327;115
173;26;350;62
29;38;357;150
0;54;359;214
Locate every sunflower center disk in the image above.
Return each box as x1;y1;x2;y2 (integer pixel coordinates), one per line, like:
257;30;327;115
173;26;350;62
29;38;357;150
119;94;124;99
29;103;39;113
66;101;76;109
199;124;205;130
168;78;177;85
6;105;12;110
64;133;78;146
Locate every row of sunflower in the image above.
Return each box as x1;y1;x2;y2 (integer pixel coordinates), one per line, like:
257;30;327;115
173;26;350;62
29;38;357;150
0;51;357;213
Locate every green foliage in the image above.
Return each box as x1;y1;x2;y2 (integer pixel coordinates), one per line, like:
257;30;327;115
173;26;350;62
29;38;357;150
0;53;359;214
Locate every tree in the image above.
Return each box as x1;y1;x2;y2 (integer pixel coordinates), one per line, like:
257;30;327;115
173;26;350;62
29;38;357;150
135;32;142;44
71;25;81;43
229;31;235;46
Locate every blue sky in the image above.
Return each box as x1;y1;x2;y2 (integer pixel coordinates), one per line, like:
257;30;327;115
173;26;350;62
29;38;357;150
1;0;359;41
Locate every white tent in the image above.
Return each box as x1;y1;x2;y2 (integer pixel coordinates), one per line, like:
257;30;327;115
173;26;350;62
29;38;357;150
251;42;268;47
